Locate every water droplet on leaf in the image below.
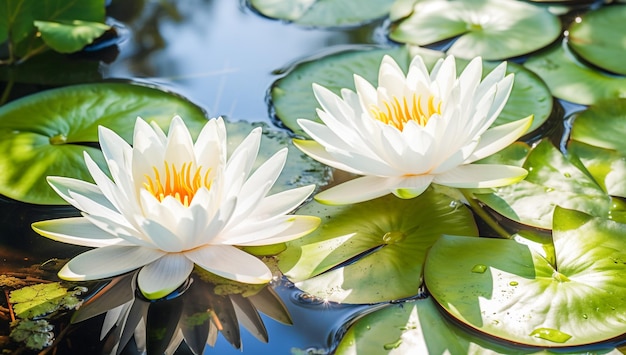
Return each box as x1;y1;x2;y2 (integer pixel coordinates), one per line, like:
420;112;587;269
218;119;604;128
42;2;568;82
471;264;487;273
383;339;402;350
530;328;572;343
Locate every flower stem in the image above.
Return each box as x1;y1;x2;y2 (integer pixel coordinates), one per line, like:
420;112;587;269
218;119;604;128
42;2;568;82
0;76;14;106
460;189;512;239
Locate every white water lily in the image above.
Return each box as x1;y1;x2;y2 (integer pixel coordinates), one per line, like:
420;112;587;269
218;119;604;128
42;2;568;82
32;116;320;299
294;55;533;205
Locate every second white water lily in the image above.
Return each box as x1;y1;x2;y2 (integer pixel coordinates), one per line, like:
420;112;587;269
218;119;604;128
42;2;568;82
32;116;320;299
294;55;532;205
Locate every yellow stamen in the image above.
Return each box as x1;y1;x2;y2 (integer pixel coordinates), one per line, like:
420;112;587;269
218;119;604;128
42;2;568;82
143;161;211;206
370;94;442;131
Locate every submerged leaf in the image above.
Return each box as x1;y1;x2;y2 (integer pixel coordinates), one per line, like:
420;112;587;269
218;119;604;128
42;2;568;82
10;319;54;350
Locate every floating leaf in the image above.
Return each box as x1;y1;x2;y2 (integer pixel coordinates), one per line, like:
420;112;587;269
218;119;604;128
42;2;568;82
9;282;85;319
34;20;110;54
567;5;626;75
524;42;626;105
278;188;478;303
271;45;551;137
336;297;538;354
569;98;626;153
389;0;561;60
10;319;54;350
248;0;394;27
0;0;106;59
425;207;626;346
475;139;611;229
0;82;207;204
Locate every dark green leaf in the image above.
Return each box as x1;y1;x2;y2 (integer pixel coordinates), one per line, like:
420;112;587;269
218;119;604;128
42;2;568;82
34;20;110;54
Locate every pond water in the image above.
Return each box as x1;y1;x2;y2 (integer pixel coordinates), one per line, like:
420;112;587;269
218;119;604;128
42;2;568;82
2;0;626;353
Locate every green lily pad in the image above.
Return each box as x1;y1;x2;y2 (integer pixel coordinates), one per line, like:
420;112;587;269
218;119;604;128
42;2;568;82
248;0;394;27
34;20;110;54
425;207;626;347
569;99;626;153
10;319;54;350
568;141;626;199
0;0;105;59
389;0;561;60
0;82;208;204
271;45;551;137
335;296;623;354
475;139;611;229
524;42;626;105
567;5;626;75
278;188;478;304
9;282;85;319
0;82;330;205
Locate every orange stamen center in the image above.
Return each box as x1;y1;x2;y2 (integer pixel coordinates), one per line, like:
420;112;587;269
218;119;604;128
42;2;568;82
370;94;442;130
143;161;211;207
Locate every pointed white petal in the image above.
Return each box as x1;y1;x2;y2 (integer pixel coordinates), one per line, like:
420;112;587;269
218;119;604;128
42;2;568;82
32;217;130;247
292;139;364;175
163;116;196;166
227;127;262;181
58;246;165;281
234;215;321;246
47;176;115;211
433;164;528;188
238;148;287;208
250;185;315;219
314;175;396;205
466;115;533;163
138;217;184;252
312;83;358;128
137;254;194;299
82;213;152;247
185;245;272;284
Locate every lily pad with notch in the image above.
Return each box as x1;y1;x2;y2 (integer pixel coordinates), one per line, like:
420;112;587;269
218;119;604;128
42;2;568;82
389;0;561;60
278;188;478;304
425;207;626;347
474;139;612;229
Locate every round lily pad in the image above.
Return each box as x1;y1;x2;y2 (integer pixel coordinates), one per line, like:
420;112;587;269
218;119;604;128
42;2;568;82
524;42;626;105
567;5;626;75
0;82;329;204
278;188;478;304
271;45;552;138
425;207;626;347
475;139;611;229
247;0;394;27
389;0;561;60
569;99;626;153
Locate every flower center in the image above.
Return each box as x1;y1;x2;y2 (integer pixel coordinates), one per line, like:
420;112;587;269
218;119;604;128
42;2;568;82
370;94;442;130
143;161;211;206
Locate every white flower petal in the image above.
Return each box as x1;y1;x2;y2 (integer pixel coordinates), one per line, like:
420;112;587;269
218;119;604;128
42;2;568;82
391;175;435;199
292;139;368;175
466;115;533;163
47;176;115;211
194;117;226;172
250;184;315;220
58;246;165;281
32;217;129;247
132;118;166;184
83;213;153;247
163;115;196;165
137;253;194;299
185;245;272;284
234;215;321;246
314;175;397;205
434;164;528;188
238;148;288;209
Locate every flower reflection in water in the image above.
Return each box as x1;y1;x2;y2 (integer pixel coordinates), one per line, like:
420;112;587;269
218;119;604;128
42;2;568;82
71;268;291;354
